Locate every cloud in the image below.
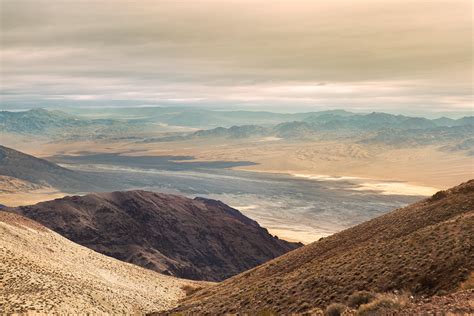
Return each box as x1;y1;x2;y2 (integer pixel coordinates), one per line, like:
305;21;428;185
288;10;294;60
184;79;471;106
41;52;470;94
0;0;472;114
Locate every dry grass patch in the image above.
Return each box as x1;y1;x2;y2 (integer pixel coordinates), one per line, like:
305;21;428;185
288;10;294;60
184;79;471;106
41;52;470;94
355;293;408;316
325;303;347;316
347;291;375;308
181;285;204;297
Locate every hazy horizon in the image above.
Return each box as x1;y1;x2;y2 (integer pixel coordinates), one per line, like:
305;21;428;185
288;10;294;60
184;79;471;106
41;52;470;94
1;104;473;120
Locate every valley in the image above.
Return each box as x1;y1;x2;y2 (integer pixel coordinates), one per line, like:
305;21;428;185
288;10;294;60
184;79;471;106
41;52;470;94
0;144;422;244
1;1;473;313
0;108;473;313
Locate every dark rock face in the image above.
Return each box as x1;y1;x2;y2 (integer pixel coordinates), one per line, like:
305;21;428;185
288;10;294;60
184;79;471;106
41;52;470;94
8;190;301;281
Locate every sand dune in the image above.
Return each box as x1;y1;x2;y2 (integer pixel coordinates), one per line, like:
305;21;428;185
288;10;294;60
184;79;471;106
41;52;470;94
0;211;205;314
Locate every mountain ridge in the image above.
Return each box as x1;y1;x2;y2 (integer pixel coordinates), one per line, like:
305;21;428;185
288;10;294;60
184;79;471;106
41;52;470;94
141;112;473;149
170;180;474;314
7;190;302;281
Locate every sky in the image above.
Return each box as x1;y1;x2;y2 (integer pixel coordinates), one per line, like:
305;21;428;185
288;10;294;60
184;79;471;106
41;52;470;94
0;0;472;116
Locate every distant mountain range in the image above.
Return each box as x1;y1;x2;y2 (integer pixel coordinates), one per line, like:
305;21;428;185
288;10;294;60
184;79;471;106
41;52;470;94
171;179;474;314
62;107;352;128
2;109;472;149
142;111;473;153
60;106;474;130
0;108;344;134
0;108;148;139
188;112;473;139
6;190;301;282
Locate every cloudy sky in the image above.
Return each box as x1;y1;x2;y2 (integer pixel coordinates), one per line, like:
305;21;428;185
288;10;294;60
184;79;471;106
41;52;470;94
0;0;472;116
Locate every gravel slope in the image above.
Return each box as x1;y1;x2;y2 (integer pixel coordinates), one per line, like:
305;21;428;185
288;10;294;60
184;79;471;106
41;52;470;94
0;211;206;314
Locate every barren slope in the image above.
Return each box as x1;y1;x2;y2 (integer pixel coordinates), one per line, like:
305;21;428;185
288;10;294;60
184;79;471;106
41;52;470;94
0;211;204;314
172;180;474;314
8;190;301;281
0;145;111;192
0;175;65;207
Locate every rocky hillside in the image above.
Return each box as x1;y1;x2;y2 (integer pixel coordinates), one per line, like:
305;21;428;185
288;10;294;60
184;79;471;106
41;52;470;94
7;191;301;281
0;211;204;314
171;180;474;314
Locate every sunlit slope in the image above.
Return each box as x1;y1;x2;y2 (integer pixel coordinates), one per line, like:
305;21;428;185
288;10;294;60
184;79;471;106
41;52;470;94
0;211;204;314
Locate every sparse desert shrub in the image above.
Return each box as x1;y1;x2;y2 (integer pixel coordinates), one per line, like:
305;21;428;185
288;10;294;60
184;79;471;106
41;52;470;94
356;294;407;316
460;272;474;290
181;285;202;296
430;190;447;201
418;274;437;291
325;303;346;316
436;290;448;296
256;309;277;316
303;307;325;316
347;291;375;308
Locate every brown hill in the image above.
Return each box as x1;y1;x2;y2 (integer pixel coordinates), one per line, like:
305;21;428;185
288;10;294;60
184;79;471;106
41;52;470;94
7;190;301;281
171;180;474;314
0;211;204;314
